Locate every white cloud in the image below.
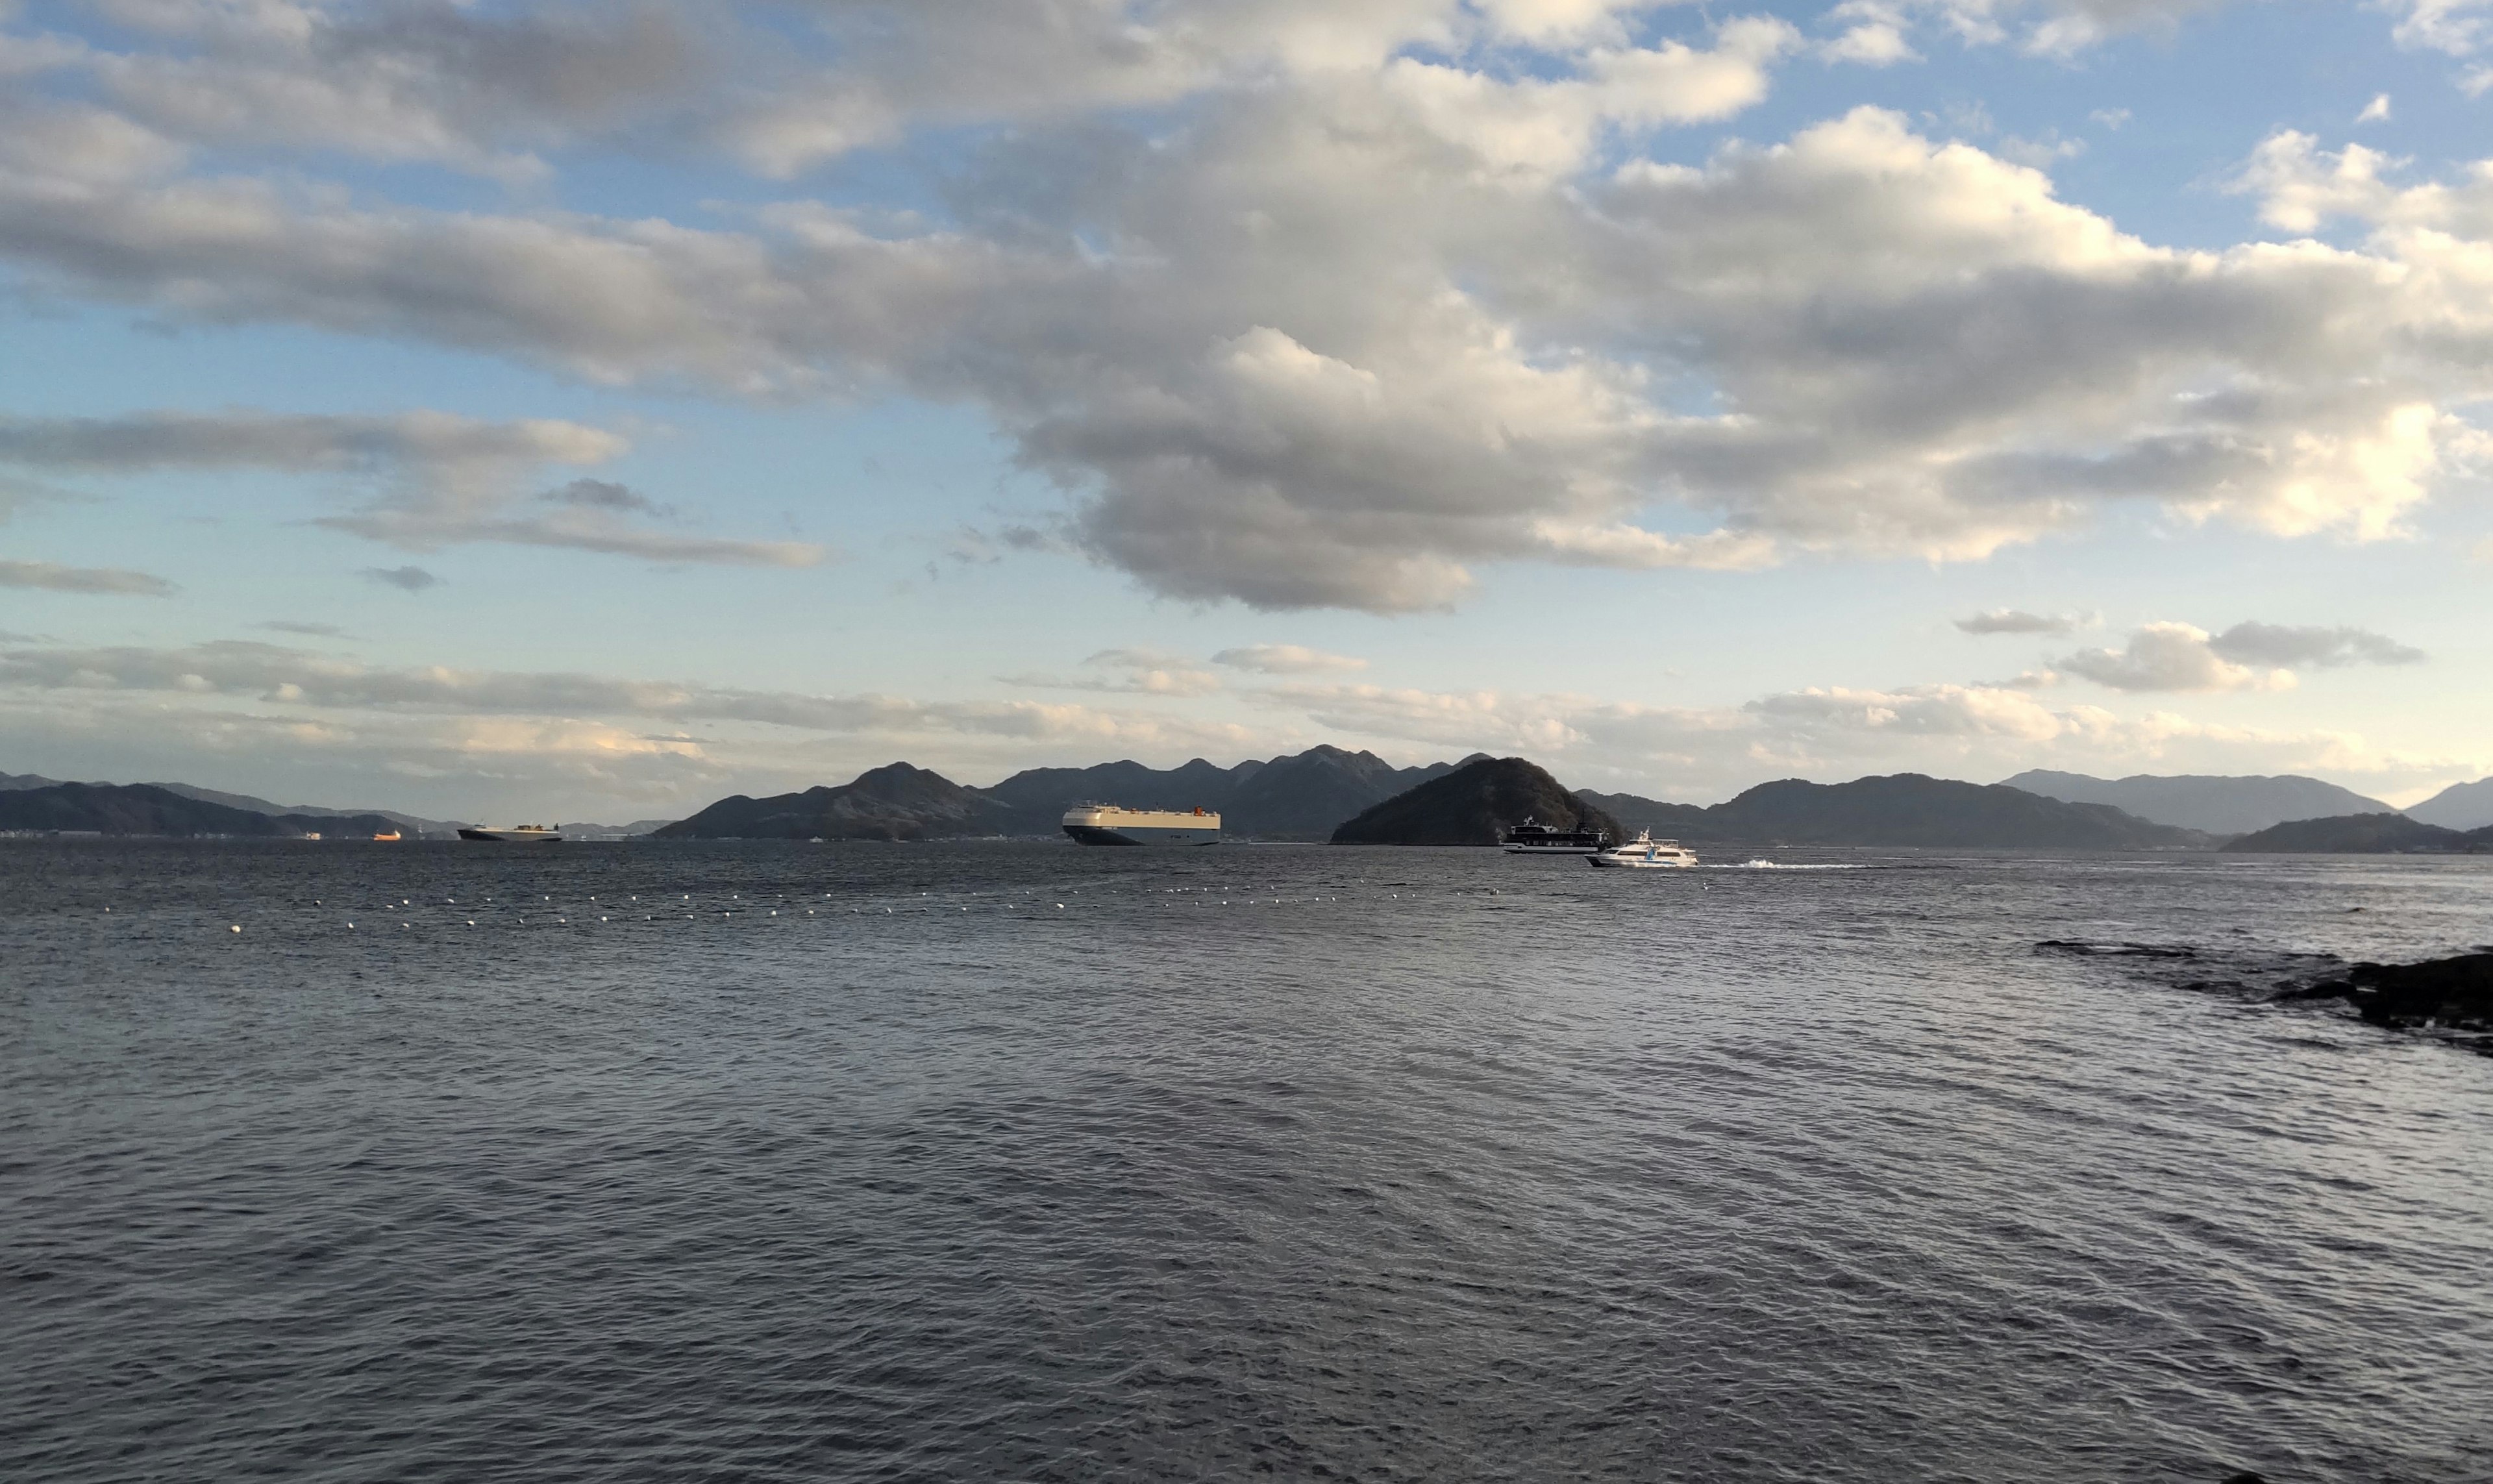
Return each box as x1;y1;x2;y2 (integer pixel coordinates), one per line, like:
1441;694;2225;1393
1211;644;1370;674
1821;3;1920;67
2357;92;2393;123
2388;0;2493;55
5;23;2492;612
1842;0;2235;56
2058;621;2297;692
1378;18;1802;177
1002;647;1226;697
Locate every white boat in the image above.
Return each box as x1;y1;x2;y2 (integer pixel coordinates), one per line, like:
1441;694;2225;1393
457;824;563;843
1587;830;1697;869
1061;804;1221;847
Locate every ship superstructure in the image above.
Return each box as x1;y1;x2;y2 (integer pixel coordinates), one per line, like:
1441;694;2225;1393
1061;804;1221;847
1500;817;1611;855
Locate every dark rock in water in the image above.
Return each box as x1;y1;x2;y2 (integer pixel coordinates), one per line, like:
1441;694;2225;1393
655;763;1019;841
2042;938;2493;1056
1332;757;1620;847
2036;940;2198;959
2219;1472;2268;1484
2222;811;2493;854
2341;953;2493;1035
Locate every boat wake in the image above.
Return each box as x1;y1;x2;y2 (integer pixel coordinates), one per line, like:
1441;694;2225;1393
1710;859;1869;871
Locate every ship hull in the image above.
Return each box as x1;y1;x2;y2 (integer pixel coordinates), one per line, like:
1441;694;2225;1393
1502;843;1604;856
457;828;564;843
1063;824;1219;847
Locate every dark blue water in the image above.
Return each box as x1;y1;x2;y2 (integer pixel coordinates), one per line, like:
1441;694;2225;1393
5;840;2490;1482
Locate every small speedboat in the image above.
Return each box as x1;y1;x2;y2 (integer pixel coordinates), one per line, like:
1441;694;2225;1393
1587;830;1697;869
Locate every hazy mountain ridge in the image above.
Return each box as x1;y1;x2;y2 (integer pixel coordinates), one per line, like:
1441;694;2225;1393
1577;775;2205;848
2001;769;2392;835
0;782;403;839
145;781;467;837
2407;778;2493;832
1332;758;1620;846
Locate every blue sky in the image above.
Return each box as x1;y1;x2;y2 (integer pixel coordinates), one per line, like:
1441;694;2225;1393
1;0;2488;821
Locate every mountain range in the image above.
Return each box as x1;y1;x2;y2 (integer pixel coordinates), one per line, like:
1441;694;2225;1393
1579;775;2205;849
660;746;1472;841
0;782;403;839
1999;770;2394;835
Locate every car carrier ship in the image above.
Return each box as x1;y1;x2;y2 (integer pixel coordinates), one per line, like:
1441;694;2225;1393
1061;804;1221;846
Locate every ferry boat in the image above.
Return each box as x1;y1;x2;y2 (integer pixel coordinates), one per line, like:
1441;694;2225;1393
1587;830;1698;869
1501;817;1611;855
1061;804;1221;847
457;824;563;843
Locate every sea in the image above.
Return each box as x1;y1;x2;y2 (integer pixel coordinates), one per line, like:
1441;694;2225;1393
5;839;2489;1483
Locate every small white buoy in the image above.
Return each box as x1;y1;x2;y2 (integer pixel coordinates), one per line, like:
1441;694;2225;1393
229;924;241;934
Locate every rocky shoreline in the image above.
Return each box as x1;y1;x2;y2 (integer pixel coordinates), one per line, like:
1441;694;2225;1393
2040;941;2493;1057
2274;952;2493;1052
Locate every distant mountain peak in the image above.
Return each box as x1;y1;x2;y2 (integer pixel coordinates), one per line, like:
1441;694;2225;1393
2407;777;2493;832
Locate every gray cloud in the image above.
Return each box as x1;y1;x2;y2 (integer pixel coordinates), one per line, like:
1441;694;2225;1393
541;478;673;517
2207;621;2425;669
1212;644;1370;674
0;637;1250;746
361;565;441;592
2058;623;2294;693
0;408;619;474
1954;608;2096;636
2055;618;2425;691
1002;647;1224;697
78;0;712;180
256;620;350;637
0;408;821;568
0;559;177;595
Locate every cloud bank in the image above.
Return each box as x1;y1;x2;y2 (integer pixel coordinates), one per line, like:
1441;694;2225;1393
3;7;2488;610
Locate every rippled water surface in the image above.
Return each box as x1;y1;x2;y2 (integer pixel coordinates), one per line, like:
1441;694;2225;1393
6;839;2491;1483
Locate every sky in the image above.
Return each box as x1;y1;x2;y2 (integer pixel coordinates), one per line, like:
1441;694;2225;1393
1;0;2489;822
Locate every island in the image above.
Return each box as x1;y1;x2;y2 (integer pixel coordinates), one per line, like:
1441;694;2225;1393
1330;757;1621;846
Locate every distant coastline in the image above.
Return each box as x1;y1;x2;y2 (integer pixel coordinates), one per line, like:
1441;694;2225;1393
11;755;2489;855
